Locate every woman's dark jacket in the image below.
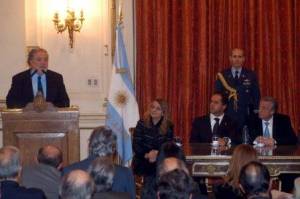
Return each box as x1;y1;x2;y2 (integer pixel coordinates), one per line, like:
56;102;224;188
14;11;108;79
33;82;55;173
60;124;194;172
132;118;174;176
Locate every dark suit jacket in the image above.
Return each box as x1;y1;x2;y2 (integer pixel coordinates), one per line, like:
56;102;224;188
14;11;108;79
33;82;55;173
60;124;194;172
215;68;260;128
1;180;45;199
62;157;136;199
6;69;70;108
21;163;61;199
92;191;131;199
190;114;240;144
247;113;297;145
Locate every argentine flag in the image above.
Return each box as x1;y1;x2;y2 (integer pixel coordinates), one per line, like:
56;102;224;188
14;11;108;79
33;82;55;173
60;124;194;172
106;24;140;164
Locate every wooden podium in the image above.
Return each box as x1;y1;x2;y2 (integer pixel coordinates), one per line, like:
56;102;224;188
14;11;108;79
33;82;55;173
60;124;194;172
1;101;80;166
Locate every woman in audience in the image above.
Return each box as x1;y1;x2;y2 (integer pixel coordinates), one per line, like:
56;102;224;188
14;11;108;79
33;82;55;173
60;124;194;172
132;98;174;199
214;144;258;199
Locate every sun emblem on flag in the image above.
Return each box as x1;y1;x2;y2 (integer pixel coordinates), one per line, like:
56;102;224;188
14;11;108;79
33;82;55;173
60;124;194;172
114;90;128;107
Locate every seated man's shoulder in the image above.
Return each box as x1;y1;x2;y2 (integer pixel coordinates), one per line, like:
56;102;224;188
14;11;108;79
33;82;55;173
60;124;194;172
16;186;45;198
62;158;92;176
114;165;133;176
274;113;290;120
193;115;208;122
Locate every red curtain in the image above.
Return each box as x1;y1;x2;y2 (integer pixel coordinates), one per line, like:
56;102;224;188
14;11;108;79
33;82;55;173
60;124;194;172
136;0;300;143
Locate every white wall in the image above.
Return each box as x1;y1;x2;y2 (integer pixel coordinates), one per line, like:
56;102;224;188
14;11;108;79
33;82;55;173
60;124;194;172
0;0;135;160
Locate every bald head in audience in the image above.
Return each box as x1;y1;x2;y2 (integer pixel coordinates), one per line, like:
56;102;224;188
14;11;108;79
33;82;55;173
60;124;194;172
158;157;189;177
60;170;94;199
0;146;21;181
239;161;271;199
37;145;63;170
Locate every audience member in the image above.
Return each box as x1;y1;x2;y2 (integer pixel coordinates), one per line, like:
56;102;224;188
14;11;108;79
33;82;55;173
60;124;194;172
239;161;271;199
0;146;45;199
62;126;135;199
156;141;186;166
157;157;189;178
157;157;207;199
21;145;62;199
215;48;260;128
157;169;196;199
214;144;258;199
88;157;130;199
60;170;94;199
133;99;174;199
190;92;240;145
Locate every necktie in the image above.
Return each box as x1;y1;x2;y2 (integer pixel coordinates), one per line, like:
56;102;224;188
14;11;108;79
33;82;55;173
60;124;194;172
264;121;270;138
37;76;44;95
234;70;239;84
212;118;220;135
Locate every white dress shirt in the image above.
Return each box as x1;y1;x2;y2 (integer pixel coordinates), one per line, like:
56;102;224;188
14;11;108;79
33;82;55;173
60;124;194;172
262;116;274;138
210;113;224;132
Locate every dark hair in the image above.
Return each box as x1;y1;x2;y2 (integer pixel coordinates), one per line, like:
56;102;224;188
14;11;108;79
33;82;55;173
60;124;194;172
156;141;186;165
260;96;278;112
27;48;48;65
88;157;115;192
239;161;270;197
60;170;94;199
213;92;228;106
157;169;195;199
37;146;63;168
88;126;116;157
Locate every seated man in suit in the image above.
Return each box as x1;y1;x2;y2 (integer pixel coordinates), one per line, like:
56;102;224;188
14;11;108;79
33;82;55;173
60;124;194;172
60;170;94;199
62;126;135;199
247;96;297;146
21;145;63;199
190;92;240;145
6;48;70;108
0;146;46;199
89;157;130;199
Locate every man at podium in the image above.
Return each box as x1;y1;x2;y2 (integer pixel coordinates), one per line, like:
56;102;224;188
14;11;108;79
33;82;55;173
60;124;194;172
6;48;70;108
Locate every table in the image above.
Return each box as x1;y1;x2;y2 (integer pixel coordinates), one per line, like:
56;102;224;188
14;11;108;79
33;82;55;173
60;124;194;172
184;144;300;177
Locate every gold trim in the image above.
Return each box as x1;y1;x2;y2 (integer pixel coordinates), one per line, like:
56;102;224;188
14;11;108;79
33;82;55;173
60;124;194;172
217;72;238;111
187;155;300;160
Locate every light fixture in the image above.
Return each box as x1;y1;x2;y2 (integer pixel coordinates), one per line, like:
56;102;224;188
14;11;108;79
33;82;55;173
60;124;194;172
53;9;84;48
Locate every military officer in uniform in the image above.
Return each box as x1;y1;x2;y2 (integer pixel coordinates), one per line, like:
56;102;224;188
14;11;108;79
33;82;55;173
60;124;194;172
215;48;260;129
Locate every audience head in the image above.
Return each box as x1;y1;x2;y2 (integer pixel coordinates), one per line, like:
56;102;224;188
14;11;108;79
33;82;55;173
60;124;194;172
37;145;63;169
156;141;186;165
60;170;94;199
88;157;114;193
88;126;116;158
27;48;49;74
210;92;228;116
158;157;189;178
157;169;194;199
229;48;245;68
259;96;278;120
144;98;171;134
226;144;258;188
239;161;271;199
0;146;21;181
